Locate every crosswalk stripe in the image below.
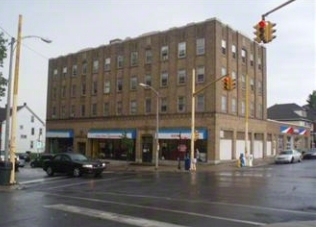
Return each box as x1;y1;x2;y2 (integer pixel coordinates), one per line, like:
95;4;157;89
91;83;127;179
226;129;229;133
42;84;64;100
44;204;189;227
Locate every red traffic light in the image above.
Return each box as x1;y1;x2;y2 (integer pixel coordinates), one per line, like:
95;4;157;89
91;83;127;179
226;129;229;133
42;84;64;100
259;20;267;28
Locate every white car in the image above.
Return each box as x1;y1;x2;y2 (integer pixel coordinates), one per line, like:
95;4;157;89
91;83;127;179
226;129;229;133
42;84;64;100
275;149;302;164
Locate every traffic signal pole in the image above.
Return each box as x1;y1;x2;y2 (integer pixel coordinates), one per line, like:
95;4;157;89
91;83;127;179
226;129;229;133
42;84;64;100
190;73;227;170
261;0;296;20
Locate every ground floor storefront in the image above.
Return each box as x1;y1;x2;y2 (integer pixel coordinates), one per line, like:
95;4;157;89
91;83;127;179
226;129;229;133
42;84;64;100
46;119;311;164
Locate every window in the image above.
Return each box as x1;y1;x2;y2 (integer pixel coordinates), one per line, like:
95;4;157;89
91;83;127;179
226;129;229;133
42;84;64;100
53;69;58;77
130;100;137;114
62;67;67;77
31;116;34;123
81;104;86;116
178;42;186;58
20;125;23;129
61;105;66;117
241;49;247;63
71;84;76;97
91;103;97;116
145;98;151;114
61;86;66;98
160;71;168;87
221;96;227;112
258;58;262;70
52;88;57;99
161;46;168;61
104;81;110;94
241;101;245;115
30;141;34;149
31;128;35;135
250;101;254;117
72;65;77;76
117;78;123;92
257;81;262;95
221;67;227;76
161;97;168;113
177;96;186;112
93;60;99;73
70;105;75;117
250;78;255;91
250;54;254;67
145;74;152;86
131;51;138;66
241;75;246;89
232;45;236;58
257;104;262;118
117;55;124;68
103;102;109;116
104;58;111;71
196;38;205;55
177;69;186;85
145;50;152;64
130;76;137;90
197;66;205;83
197;94;205;112
221;39;226;54
92;80;98;95
116;101;122;115
81;83;86;96
231;98;237;113
82;62;87;75
20;135;27;139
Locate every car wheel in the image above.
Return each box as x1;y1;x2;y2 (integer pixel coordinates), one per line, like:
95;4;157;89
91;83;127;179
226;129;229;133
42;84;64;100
30;162;35;168
290;157;294;163
73;168;81;177
46;167;54;176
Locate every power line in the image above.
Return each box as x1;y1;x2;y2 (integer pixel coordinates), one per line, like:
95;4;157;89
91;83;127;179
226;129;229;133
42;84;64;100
0;25;49;60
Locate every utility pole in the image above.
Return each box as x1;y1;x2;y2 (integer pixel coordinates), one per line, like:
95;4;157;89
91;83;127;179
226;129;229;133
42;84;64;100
9;15;22;184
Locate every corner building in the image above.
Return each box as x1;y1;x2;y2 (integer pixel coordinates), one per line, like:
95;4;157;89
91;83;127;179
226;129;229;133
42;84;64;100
46;18;307;163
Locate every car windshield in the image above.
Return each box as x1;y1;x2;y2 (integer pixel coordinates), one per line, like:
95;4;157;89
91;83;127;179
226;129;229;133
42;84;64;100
280;150;293;155
69;153;88;162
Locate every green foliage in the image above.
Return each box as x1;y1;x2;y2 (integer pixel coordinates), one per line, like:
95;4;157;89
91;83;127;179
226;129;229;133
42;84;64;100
121;132;134;161
0;32;8;101
307;90;316;111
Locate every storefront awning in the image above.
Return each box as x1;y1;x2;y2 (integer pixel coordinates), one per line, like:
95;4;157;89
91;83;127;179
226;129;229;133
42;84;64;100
158;128;207;139
46;130;74;138
88;129;136;139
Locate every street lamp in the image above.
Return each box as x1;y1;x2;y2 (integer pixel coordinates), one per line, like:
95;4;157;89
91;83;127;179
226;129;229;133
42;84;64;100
6;15;52;184
4;36;51;165
139;83;160;170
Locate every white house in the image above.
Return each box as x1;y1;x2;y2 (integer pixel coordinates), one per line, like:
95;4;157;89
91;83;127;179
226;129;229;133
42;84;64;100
0;103;45;154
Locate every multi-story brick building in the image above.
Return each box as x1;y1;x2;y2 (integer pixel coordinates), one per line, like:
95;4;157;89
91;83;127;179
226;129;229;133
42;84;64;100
46;18;310;163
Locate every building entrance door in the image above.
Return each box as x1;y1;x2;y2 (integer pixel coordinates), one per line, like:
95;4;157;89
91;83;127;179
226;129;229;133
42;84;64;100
141;135;153;163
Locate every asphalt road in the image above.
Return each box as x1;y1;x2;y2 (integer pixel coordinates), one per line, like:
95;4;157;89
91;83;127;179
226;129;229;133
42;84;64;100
0;160;316;227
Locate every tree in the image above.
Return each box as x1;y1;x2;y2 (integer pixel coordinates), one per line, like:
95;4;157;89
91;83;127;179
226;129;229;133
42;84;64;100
0;32;8;101
306;90;316;111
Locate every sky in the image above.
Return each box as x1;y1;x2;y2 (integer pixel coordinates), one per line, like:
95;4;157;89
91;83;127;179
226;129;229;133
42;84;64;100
0;0;316;120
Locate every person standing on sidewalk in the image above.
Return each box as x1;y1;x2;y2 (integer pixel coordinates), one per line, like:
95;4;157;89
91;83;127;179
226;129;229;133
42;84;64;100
192;149;200;171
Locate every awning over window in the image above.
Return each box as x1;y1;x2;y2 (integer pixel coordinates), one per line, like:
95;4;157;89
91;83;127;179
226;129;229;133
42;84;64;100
46;130;74;138
88;129;136;139
158;128;207;140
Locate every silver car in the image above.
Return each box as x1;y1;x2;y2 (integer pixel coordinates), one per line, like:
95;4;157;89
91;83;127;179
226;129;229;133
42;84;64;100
274;149;302;164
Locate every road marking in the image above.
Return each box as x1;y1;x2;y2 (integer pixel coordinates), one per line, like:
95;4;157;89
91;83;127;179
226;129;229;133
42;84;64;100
45;204;189;227
47;193;266;226
95;191;316;216
19;176;66;185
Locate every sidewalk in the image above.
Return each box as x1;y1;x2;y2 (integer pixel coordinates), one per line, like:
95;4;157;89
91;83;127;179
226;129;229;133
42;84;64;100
262;221;316;227
106;156;275;172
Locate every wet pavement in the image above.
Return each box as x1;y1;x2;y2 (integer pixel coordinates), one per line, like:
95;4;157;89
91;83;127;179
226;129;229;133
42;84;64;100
0;159;316;227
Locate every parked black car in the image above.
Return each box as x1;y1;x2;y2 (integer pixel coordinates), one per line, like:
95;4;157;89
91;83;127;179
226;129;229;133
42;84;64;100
30;153;53;168
42;153;106;177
